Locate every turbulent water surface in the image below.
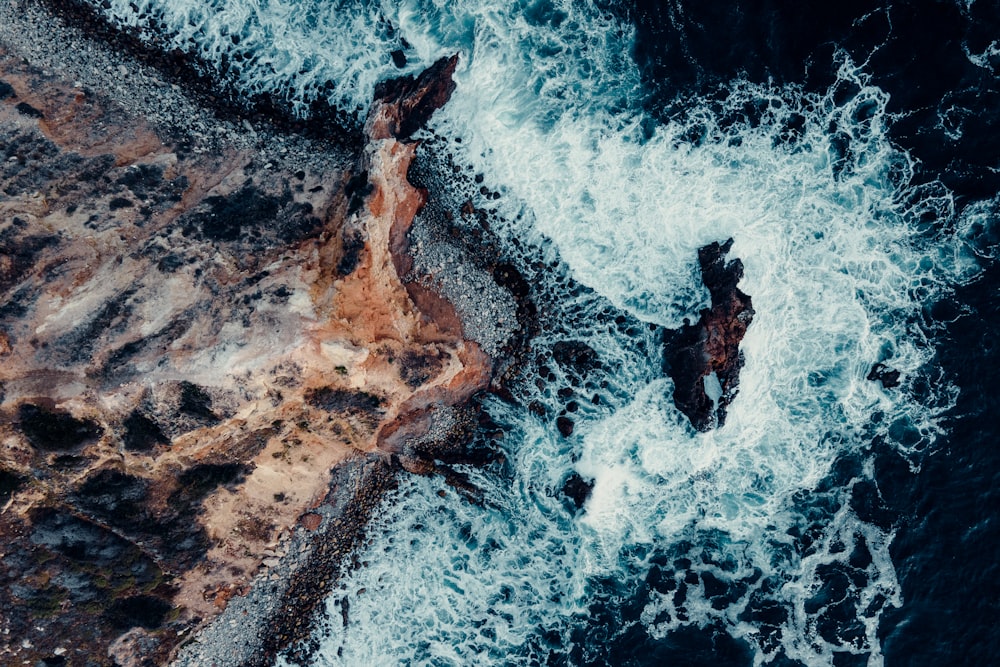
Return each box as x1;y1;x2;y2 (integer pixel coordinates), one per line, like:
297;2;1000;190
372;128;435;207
87;0;1000;664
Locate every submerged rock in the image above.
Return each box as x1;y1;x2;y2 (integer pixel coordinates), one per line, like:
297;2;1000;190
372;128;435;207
867;362;901;389
664;239;755;431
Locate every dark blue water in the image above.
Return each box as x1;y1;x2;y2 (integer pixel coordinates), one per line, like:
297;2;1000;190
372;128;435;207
622;1;1000;663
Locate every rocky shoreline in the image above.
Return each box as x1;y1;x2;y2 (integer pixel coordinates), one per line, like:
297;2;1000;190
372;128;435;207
0;3;522;665
0;2;760;664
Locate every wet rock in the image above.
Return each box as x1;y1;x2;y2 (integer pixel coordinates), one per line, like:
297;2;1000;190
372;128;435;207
370;54;459;140
866;362;901;389
493;262;530;298
18;403;103;451
390;49;407;69
556;416;575;437
664;239;754;431
560;473;594;510
0;78;13;99
551;340;600;377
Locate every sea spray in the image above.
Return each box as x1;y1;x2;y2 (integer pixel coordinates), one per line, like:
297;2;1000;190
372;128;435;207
84;0;985;663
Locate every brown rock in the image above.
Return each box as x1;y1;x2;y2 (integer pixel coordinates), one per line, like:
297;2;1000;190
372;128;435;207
664;239;754;431
367;54;459;141
299;512;322;531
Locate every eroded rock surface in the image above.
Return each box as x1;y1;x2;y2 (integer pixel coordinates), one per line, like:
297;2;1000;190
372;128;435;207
0;30;489;667
664;239;754;431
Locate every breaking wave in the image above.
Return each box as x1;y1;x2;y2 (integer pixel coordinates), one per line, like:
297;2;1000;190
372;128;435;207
86;0;988;664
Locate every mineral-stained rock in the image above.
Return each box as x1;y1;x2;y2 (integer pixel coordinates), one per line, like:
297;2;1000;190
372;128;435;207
0;23;494;666
367;54;459;141
664;239;754;431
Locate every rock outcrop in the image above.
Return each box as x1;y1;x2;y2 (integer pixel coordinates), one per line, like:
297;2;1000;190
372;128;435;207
664;239;754;431
0;28;489;666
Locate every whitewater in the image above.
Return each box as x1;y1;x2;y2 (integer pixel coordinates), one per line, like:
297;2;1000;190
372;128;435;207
87;0;987;664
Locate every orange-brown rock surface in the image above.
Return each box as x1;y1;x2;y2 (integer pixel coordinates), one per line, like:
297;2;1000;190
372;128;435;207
0;35;487;666
663;238;754;431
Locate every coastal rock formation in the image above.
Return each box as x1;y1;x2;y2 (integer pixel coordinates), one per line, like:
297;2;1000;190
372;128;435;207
664;239;754;431
0;29;488;666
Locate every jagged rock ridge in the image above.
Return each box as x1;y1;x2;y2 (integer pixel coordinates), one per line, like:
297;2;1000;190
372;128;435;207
664;239;755;431
0;32;497;666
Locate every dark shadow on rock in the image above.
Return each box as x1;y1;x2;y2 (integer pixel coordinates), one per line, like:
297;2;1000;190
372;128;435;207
18;402;104;451
104;594;173;630
121;410;170;452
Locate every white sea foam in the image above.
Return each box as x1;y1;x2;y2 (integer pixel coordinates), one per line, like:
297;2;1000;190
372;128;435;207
90;0;984;664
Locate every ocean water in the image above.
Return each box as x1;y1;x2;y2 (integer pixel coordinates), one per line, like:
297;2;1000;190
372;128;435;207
85;0;1000;664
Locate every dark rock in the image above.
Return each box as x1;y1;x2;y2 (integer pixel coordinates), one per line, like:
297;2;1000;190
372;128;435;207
108;196;133;210
390;49;407;69
177;381;218;423
399;350;444;388
103;595;172;630
0;79;13;99
493;262;530;298
173;463;248;504
561;472;594;510
121;410;169;451
14;102;44;118
305;387;383;415
372;54;459;140
344;170;373;217
71;469;151;532
115;163;164;197
551;340;600;376
0;467;24;504
664;239;754;431
30;506;135;567
0;232;59;293
54;289;135;364
18;403;103;451
182;185;281;242
556;416;575;437
336;231;365;275
866;362;901;388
